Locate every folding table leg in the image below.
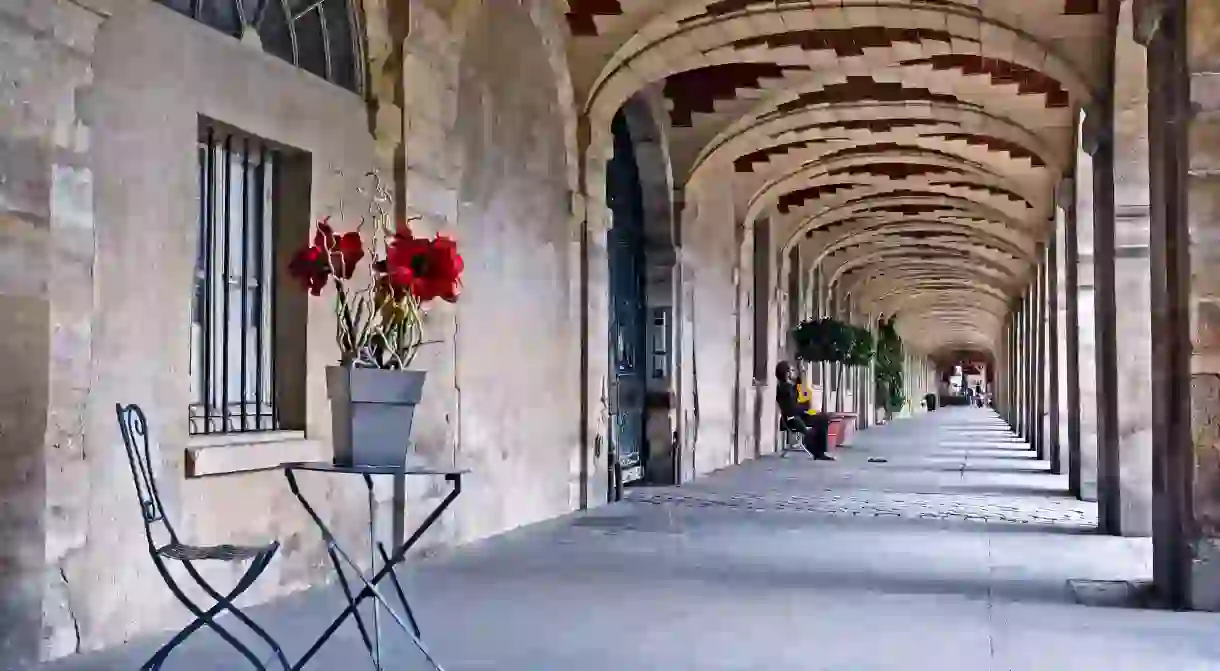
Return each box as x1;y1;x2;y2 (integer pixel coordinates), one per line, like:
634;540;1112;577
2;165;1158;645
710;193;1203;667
378;543;421;637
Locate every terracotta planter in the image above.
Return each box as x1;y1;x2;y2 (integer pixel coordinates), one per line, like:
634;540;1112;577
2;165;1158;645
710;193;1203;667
826;416;845;449
829;412;859;447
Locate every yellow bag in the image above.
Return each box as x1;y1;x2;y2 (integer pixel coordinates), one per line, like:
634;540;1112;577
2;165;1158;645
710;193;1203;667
796;381;811;405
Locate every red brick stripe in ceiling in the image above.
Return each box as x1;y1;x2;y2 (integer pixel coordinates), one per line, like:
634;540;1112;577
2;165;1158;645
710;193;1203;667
731;27;964;58
665;63;811;127
928;180;1031;207
828;163;964;179
817;143;983;169
918;132;1047;167
681;0;984;24
842;190;989;207
865;203;959;216
679;0;759;22
1064;0;1101;14
734;139;839;173
771;77;966;117
900;55;1070;109
565;0;622;37
777;183;860;213
785;118;951;135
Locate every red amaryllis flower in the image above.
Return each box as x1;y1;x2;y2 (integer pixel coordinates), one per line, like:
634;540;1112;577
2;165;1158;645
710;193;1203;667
288;245;331;295
424;235;464;303
314;218;365;279
384;233;464;303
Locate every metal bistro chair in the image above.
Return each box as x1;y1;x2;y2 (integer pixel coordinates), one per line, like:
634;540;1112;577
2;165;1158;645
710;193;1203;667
115;403;290;670
778;415;805;458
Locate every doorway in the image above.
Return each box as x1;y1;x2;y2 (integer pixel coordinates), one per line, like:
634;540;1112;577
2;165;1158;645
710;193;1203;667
607;110;647;499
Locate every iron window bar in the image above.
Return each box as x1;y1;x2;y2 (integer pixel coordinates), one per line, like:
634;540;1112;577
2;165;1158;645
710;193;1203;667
191;126;280;436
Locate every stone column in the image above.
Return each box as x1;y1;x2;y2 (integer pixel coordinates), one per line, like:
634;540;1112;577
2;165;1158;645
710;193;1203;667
1048;222;1064;473
1036;249;1049;460
1146;0;1220;610
1085;97;1125;534
1006;316;1015;422
997;320;1007;419
1025;288;1037;444
1061;178;1084;496
1007;313;1017;425
1016;296;1026;436
1077;133;1102;503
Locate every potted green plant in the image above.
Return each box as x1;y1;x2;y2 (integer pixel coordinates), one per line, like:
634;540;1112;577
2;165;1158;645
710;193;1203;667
288;174;464;467
792;317;853;367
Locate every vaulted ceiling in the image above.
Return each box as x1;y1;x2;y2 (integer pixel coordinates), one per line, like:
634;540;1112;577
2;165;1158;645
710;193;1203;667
559;0;1112;357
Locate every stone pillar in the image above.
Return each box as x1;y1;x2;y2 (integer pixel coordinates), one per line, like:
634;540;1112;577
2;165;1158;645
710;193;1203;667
1143;0;1193;607
1061;178;1084;496
1035;248;1049;460
1146;0;1220;610
1077;132;1102;503
1085;97;1125;534
1110;0;1155;536
1025;288;1037;444
866;317;876;427
1006;316;1015;422
1016;296;1027;437
997;320;1007;419
1048;223;1064;473
1011;307;1019;427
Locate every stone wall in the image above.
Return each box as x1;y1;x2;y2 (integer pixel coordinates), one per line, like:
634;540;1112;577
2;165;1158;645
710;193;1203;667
0;0;108;664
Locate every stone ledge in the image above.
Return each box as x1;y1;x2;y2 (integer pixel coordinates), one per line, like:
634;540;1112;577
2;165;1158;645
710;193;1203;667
185;431;327;478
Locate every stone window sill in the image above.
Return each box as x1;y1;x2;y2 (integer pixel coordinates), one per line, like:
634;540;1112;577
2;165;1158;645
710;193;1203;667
185;431;328;478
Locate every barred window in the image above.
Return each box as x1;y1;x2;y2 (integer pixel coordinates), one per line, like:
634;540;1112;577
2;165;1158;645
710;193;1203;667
156;0;364;94
190;125;283;435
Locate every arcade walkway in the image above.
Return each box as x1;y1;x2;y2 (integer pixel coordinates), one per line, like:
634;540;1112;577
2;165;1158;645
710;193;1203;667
46;410;1219;670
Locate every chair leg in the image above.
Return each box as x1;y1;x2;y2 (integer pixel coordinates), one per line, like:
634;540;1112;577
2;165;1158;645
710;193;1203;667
180;555;292;670
151;559;267;670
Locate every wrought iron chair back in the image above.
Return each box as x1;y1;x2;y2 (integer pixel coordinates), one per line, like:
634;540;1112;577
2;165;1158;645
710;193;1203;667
114;403;288;670
115;403;180;548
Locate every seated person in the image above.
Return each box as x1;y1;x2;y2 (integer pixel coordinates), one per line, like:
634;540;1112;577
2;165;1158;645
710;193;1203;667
775;361;833;461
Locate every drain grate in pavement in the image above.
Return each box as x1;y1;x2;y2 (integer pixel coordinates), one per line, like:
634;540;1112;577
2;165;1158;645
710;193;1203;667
571;515;683;534
1067;579;1158;609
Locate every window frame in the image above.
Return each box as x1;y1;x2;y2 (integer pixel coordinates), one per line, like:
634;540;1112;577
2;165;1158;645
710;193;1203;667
190;122;297;437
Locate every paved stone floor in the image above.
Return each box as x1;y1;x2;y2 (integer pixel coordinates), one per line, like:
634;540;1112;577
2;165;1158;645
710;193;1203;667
44;409;1220;670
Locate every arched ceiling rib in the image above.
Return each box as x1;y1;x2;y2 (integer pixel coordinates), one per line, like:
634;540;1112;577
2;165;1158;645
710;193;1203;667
560;0;1111;356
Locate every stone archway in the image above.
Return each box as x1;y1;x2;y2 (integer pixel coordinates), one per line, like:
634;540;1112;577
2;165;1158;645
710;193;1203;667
611;93;681;489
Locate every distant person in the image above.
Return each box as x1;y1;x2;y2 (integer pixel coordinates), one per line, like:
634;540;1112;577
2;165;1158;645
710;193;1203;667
974;383;984;408
775;361;833;461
